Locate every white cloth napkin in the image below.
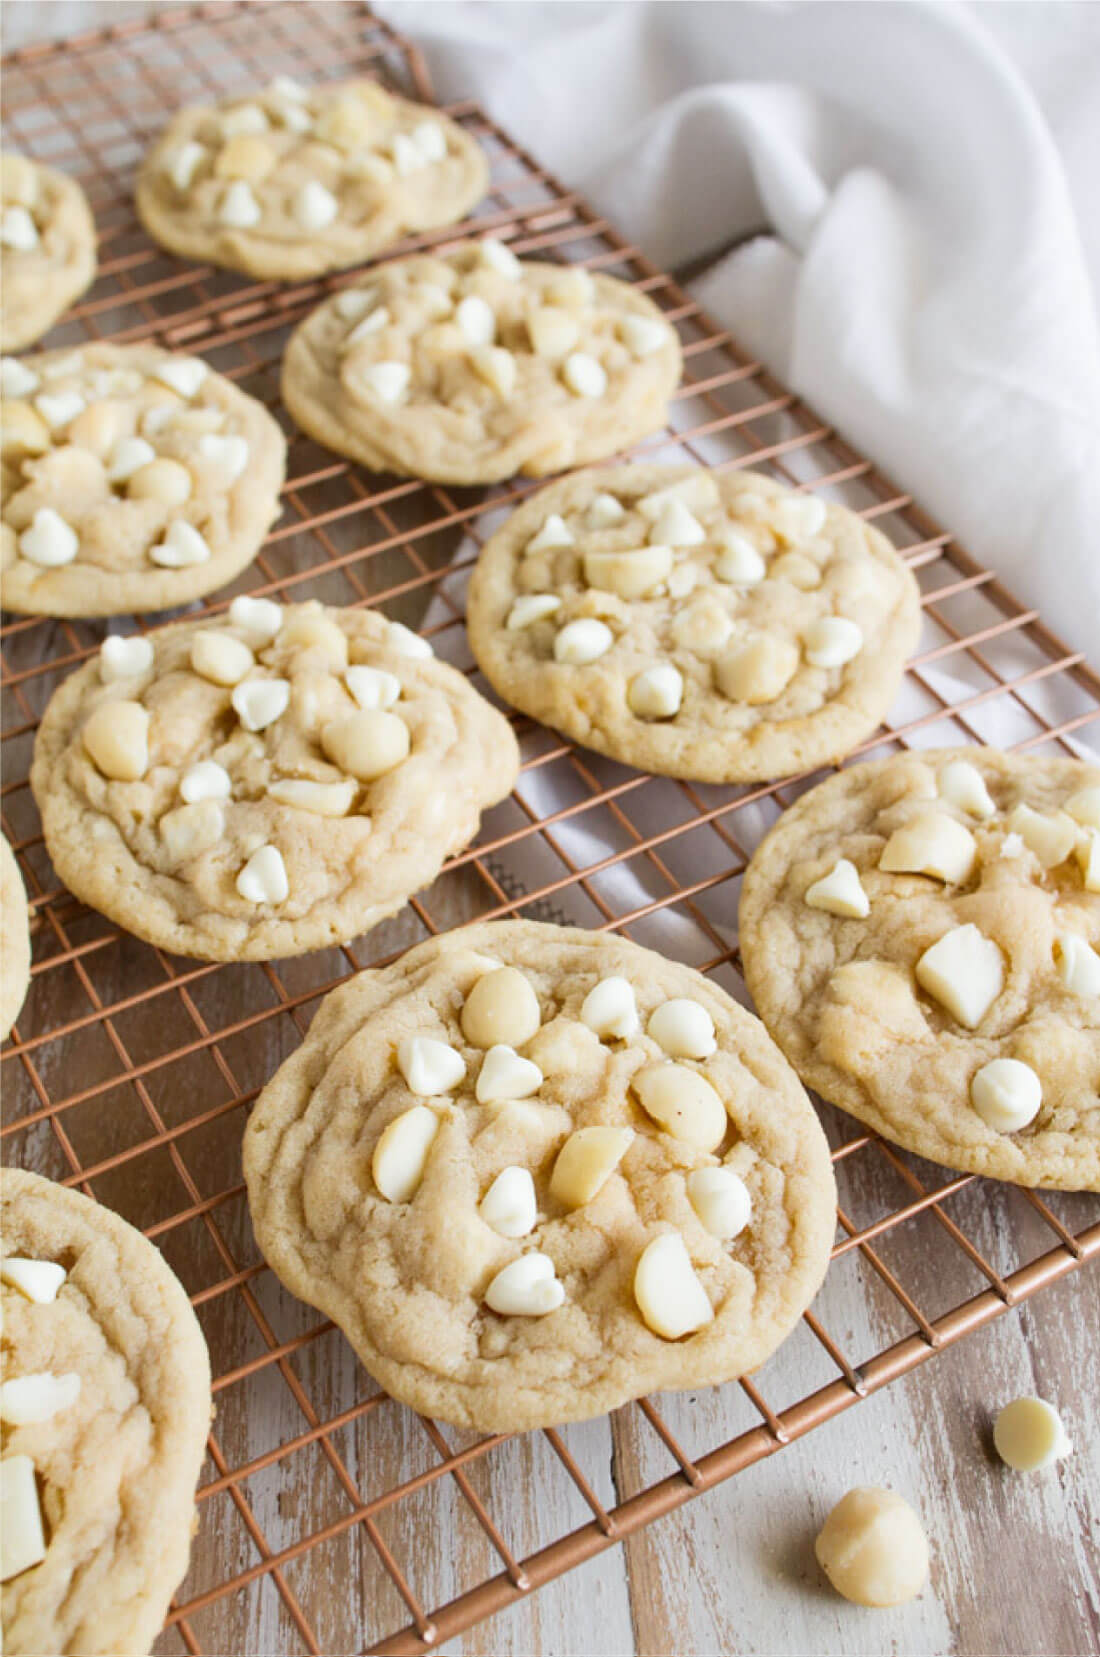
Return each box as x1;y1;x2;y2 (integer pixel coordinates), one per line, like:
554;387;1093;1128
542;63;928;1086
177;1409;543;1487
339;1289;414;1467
382;0;1100;669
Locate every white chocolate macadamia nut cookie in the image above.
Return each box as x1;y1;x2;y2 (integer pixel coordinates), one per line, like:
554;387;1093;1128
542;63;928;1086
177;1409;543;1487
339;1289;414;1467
1;1169;211;1657
30;601;518;961
1;342;285;617
243;920;836;1431
135;78;488;281
280;246;682;484
0;834;31;1041
740;749;1100;1189
467;465;922;782
1;152;97;352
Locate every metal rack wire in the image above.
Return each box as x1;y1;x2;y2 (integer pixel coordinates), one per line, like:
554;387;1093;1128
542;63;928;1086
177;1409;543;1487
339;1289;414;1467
2;4;1098;1652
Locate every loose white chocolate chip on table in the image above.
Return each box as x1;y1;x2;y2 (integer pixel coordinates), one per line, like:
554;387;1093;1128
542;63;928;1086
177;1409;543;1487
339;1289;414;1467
714;531;767;586
180;759;232;804
190;632;255;687
580;975;639;1040
397;1035;466;1096
993;1397;1072;1471
372;1104;439;1203
814;1487;929;1608
803;615;864;669
587;491;626;529
1;205;39;251
100;634;154;683
106;436;157;484
345;665;401;710
362;361;411;404
775;493;828;541
35;390;86;432
1054;933;1100;997
970;1057;1042;1133
915;923;1004;1028
294;180;339;231
561;351;607;398
456;294;496;347
149;520;211;568
649;499;705;548
152;356;208;399
479;238;522;280
0;357;39;398
19;508;79;569
198;432;249;480
485;1254;564;1317
804;858;870;919
462;966;542;1048
647;998;717;1060
527;512;574;553
527;307;580;359
550;1126;634;1208
1;1455;48;1582
160;799;225;862
231;677;291;732
1;1258;66;1303
879;811;977;884
236;844;288;905
229;594;283;642
1065;786;1100;829
82;700;149;782
1078;827;1100;892
1005;803;1078;869
716;635;800;705
554;618;613;666
633;1233;714;1340
475;1044;544;1104
619;314;670;357
387;620;433;658
0;1372;81;1427
507;594;562;629
937;758;996;819
321;709;410;781
583;543;672;600
687;1166;752;1240
478;1166;538;1238
470;346;517;399
632;1062;727;1152
628;664;684;720
345;306;391;345
269;777;357;817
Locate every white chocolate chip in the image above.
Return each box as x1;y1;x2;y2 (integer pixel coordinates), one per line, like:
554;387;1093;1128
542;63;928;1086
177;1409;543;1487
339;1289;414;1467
550;1126;634;1209
478;1166;537;1238
0;1258;66;1303
970;1057;1041;1133
527;306;580;359
507;594;562;629
229;594;283;642
619;314;670;357
221;103;269;137
414;119;447;163
475;1044;543;1104
321;709;409;781
273;99;312;133
294;180;338;230
82;700;149;781
397;1035;465;1096
1065;785;1100;830
649;499;705;548
628;664;683;720
775;493;827;542
586;492;625;529
0;1455;47;1582
580;975;639;1040
269;777;357;816
937;758;996;819
715;635;799;705
554;618;613;666
345;306;391;345
100;634;154;683
198;432;249;481
232;677;291;731
190;632;255;687
0;206;38;251
462;966;541;1048
647;999;716;1060
815;1488;929;1607
0;357;39;398
546;267;595;307
34;390;85;432
713;531;766;585
0;1372;80;1427
879;811;977;884
528;512;574;553
236;844;288;904
334;288;378;322
479;238;522;280
362;361;410;404
41;351;85;380
345;665;401;710
181;759;231;804
19;507;79;568
803;616;863;668
159;799;225;862
637;475;721;520
993;1397;1072;1471
149;521;211;568
687;1166;752;1240
391;132;426;175
1005;803;1078;869
387;620;433;658
915;923;1004;1028
583;543;671;600
152;356;208;399
470;345;517;398
1077;827;1100;892
372;1104;439;1203
1054;933;1100;997
456;294;496;347
485;1253;564;1317
633;1233;713;1340
562;351;607;398
268;75;308;102
166;139;206;190
220;179;262;227
106;436;156;484
804;858;870;919
632;1062;727;1152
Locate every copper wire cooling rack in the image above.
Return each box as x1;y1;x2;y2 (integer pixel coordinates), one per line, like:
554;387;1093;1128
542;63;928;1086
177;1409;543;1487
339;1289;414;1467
2;4;1099;1652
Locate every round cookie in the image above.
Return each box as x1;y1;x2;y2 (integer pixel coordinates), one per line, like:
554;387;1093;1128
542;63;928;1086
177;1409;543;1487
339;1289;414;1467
136;76;488;281
31;600;519;962
466;465;922;782
242;920;837;1431
739;748;1100;1189
0;834;31;1040
1;341;285;618
1;1168;211;1657
1;153;96;351
280;244;682;484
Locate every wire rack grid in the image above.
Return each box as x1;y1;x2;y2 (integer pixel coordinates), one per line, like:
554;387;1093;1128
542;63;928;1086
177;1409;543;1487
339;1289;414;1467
1;4;1098;1653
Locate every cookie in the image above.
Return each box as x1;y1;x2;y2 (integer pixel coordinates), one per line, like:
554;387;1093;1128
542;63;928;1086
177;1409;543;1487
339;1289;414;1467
1;341;285;618
466;465;922;782
1;1168;211;1657
0;835;31;1041
1;153;96;351
280;244;682;483
31;600;519;962
136;76;488;281
243;920;836;1431
739;748;1100;1189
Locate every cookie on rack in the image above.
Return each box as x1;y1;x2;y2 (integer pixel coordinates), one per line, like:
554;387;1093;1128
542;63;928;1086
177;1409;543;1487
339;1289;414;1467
280;242;682;483
31;599;518;962
135;76;488;281
1;1168;211;1657
1;341;285;617
739;747;1100;1189
466;465;922;782
0;834;31;1040
243;919;836;1431
1;152;97;351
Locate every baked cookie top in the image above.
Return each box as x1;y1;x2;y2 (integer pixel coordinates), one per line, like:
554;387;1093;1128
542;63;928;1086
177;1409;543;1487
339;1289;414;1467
135;76;488;281
31;600;519;962
466;465;923;782
1;1168;211;1657
243;920;836;1431
1;152;96;352
739;748;1100;1189
1;342;285;617
0;835;31;1042
280;244;682;483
